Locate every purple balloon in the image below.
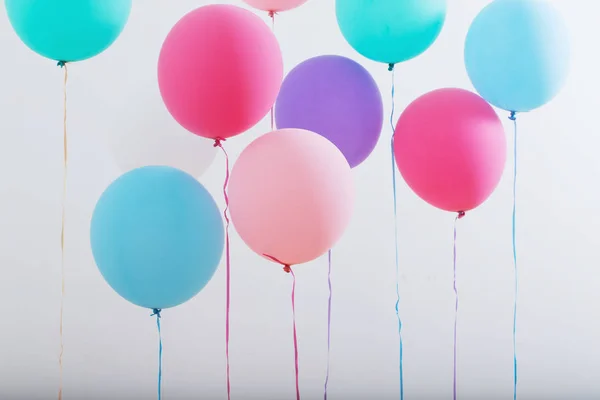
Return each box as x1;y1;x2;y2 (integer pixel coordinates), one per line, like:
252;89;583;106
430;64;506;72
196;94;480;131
275;55;383;168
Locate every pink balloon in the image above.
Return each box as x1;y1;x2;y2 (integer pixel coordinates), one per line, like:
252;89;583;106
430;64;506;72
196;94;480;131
242;0;308;12
157;5;283;140
394;88;506;213
228;129;354;266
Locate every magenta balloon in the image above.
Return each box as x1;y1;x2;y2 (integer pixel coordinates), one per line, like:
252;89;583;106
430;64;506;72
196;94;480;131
242;0;308;12
228;129;354;266
394;88;506;213
275;55;383;168
158;5;283;140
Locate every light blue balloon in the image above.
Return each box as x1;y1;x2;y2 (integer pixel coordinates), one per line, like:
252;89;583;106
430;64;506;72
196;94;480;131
464;0;570;112
336;0;447;65
5;0;132;62
90;166;224;310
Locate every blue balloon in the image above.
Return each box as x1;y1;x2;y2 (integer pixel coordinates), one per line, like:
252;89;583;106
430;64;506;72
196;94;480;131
90;166;224;310
336;0;447;65
464;0;570;112
5;0;132;62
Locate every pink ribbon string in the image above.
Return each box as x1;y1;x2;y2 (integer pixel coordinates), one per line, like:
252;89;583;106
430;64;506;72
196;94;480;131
214;138;231;400
263;254;301;400
453;211;465;400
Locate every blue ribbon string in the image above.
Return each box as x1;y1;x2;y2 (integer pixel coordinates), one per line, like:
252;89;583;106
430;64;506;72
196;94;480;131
151;308;163;400
389;63;404;400
509;111;518;400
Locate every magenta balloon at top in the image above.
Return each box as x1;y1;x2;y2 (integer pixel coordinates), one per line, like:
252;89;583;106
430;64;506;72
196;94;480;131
242;0;308;12
158;5;283;140
394;88;506;213
275;55;383;168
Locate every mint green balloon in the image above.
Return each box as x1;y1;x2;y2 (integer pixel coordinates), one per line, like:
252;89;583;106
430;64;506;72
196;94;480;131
5;0;132;62
336;0;447;65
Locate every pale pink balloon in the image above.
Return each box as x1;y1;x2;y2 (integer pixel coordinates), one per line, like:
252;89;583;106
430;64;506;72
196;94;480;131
242;0;308;12
394;88;506;213
228;129;354;266
158;5;283;140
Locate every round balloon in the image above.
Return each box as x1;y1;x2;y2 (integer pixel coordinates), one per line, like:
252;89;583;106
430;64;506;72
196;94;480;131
242;0;308;12
394;88;506;213
336;0;447;65
464;0;570;112
90;166;224;309
275;55;383;168
158;5;283;140
228;129;354;266
5;0;132;62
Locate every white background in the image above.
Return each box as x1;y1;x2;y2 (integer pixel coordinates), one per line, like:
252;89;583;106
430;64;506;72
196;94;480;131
0;0;597;399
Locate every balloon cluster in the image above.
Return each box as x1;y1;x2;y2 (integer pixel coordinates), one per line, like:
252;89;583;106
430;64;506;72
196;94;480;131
5;0;569;358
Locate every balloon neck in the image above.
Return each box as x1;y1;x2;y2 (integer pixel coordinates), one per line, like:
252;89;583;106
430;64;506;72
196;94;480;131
268;10;277;18
263;253;292;273
213;137;226;148
388;63;395;72
508;111;517;121
151;308;162;318
57;60;67;68
457;211;466;219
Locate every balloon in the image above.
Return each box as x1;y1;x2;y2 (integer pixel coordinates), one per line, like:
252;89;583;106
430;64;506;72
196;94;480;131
90;166;224;309
107;85;217;177
464;0;570;112
5;0;132;62
394;88;506;213
228;129;354;266
242;0;308;12
275;55;383;168
158;5;283;140
336;0;447;65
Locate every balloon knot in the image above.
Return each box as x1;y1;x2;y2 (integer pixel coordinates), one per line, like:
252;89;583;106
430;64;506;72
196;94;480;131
508;111;517;121
57;61;67;68
151;308;162;318
283;265;291;273
457;211;466;219
388;63;395;72
213;137;226;148
268;10;277;18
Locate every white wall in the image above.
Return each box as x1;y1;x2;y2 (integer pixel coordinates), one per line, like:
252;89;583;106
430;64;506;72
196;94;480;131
0;0;597;399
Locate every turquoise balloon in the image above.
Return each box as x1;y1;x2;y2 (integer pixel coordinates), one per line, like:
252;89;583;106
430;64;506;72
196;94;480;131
90;166;224;310
464;0;570;112
336;0;447;65
5;0;132;62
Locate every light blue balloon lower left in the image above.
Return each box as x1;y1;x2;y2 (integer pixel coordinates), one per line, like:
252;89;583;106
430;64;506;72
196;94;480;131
5;0;132;62
90;166;224;310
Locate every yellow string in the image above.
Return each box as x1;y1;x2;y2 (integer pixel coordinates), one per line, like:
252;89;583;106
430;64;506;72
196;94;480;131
58;62;68;400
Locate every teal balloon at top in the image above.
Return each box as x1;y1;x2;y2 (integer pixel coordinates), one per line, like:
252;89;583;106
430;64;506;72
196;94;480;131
464;0;570;113
5;0;132;62
336;0;447;65
90;166;224;310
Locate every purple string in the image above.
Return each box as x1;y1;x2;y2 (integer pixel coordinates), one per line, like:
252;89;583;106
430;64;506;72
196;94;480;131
453;211;465;400
324;250;332;400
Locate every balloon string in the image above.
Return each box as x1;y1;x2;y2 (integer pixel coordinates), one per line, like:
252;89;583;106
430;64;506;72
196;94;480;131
214;139;232;400
509;111;518;400
289;266;300;400
57;60;68;400
388;65;403;400
269;10;276;131
324;249;332;400
151;309;163;400
262;254;301;400
453;211;465;400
